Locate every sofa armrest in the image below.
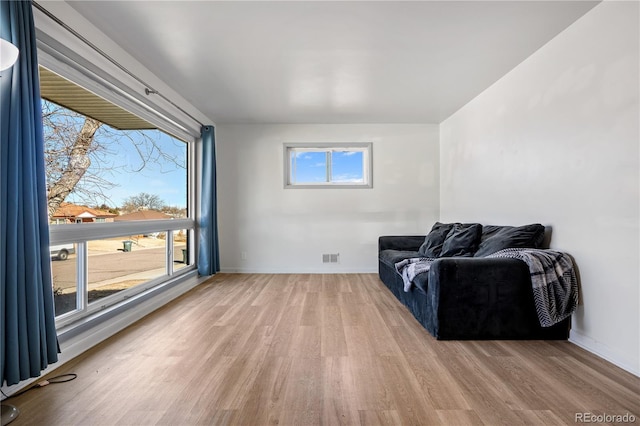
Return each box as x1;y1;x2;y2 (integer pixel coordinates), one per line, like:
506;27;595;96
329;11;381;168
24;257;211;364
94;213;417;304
379;235;425;252
427;257;538;339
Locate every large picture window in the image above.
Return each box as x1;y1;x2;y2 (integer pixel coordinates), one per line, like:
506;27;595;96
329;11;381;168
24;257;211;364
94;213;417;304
39;65;196;326
284;143;373;188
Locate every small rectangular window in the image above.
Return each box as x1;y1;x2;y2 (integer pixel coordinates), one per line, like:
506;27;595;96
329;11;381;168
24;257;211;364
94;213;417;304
284;143;372;188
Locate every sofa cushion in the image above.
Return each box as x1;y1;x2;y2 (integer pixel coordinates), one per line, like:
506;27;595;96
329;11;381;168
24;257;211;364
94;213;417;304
474;224;546;257
418;222;454;257
379;249;421;268
440;223;483;257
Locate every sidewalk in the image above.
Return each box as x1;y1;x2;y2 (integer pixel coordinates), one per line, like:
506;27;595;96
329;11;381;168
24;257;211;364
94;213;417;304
88;267;167;291
88;236;167;254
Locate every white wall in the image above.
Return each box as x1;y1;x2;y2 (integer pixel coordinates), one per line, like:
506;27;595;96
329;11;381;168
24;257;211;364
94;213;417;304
440;1;639;374
217;124;439;273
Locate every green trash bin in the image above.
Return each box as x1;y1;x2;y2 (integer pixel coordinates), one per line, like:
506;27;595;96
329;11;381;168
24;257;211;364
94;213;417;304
182;249;188;264
122;240;132;252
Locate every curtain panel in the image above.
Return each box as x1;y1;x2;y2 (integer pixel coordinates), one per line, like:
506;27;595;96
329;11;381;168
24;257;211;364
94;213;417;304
197;125;220;276
1;0;59;386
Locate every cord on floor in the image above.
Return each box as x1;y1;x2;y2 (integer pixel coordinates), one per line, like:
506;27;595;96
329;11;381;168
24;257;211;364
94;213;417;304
1;373;77;400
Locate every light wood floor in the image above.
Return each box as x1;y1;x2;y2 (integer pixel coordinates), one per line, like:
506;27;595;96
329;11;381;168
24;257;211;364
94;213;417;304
8;274;639;425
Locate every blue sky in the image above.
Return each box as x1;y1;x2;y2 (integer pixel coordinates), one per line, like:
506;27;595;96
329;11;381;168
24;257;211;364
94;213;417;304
57;121;188;208
332;151;364;182
292;150;364;183
96;130;187;208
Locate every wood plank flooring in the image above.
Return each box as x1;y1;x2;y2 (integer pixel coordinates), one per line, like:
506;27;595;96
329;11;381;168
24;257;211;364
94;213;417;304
7;274;640;425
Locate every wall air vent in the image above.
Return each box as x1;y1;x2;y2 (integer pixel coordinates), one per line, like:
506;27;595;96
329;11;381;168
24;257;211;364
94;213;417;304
322;253;340;263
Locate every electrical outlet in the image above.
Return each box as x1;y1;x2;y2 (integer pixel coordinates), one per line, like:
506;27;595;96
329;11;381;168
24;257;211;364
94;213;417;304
241;251;247;260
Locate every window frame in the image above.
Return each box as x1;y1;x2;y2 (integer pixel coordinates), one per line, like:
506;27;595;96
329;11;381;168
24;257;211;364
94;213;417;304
50;221;195;327
37;45;198;328
284;142;373;189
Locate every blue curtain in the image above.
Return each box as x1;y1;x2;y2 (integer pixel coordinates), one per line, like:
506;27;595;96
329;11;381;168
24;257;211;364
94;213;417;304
197;125;220;276
1;0;59;386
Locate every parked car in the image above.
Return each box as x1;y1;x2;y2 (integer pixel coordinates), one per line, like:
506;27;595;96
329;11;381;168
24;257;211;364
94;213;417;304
50;243;75;261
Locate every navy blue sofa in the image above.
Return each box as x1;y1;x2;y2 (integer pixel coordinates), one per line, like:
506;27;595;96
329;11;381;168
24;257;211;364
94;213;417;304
378;223;571;340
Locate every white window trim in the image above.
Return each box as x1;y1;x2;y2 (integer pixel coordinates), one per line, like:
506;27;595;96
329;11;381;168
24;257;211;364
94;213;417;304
49;219;194;244
284;142;373;189
37;48;196;144
50;221;197;329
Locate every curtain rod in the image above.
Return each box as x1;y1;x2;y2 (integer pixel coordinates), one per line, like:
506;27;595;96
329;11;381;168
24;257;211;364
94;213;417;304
32;1;205;129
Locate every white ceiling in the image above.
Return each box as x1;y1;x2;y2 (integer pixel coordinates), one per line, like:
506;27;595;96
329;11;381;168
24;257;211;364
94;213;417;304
66;1;599;124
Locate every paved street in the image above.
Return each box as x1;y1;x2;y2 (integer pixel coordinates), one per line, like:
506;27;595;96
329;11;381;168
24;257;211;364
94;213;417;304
51;245;187;292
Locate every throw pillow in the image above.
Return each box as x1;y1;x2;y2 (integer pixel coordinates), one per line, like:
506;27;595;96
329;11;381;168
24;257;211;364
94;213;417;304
418;222;454;257
439;223;483;257
474;223;546;257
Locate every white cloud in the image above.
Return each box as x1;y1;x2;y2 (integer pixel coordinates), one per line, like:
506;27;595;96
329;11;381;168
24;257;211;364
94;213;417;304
333;173;363;182
297;153;312;160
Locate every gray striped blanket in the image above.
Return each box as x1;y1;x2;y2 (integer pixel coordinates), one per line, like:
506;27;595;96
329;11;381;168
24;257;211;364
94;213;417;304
395;248;579;327
395;257;436;292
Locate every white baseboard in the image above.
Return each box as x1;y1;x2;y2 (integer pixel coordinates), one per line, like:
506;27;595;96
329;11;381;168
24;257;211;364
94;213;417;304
219;267;379;274
569;329;639;377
